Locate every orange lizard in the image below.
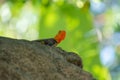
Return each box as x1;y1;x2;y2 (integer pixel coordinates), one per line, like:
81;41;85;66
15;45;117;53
34;30;66;46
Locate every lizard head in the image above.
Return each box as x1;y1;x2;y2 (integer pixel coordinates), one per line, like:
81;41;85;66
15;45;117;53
54;30;66;43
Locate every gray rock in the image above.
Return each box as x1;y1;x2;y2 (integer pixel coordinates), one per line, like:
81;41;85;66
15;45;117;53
0;37;94;80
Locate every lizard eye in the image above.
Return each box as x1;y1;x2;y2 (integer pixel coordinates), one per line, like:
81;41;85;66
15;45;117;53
59;31;61;33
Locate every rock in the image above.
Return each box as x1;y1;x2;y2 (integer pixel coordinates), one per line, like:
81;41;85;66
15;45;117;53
0;37;94;80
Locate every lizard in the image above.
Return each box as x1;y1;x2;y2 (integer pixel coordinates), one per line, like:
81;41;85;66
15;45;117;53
33;30;66;46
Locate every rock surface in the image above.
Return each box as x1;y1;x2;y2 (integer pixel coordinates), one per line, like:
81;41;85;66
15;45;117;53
0;37;94;80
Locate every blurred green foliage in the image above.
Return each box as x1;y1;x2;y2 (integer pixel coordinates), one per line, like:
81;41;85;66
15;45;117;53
0;0;110;80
